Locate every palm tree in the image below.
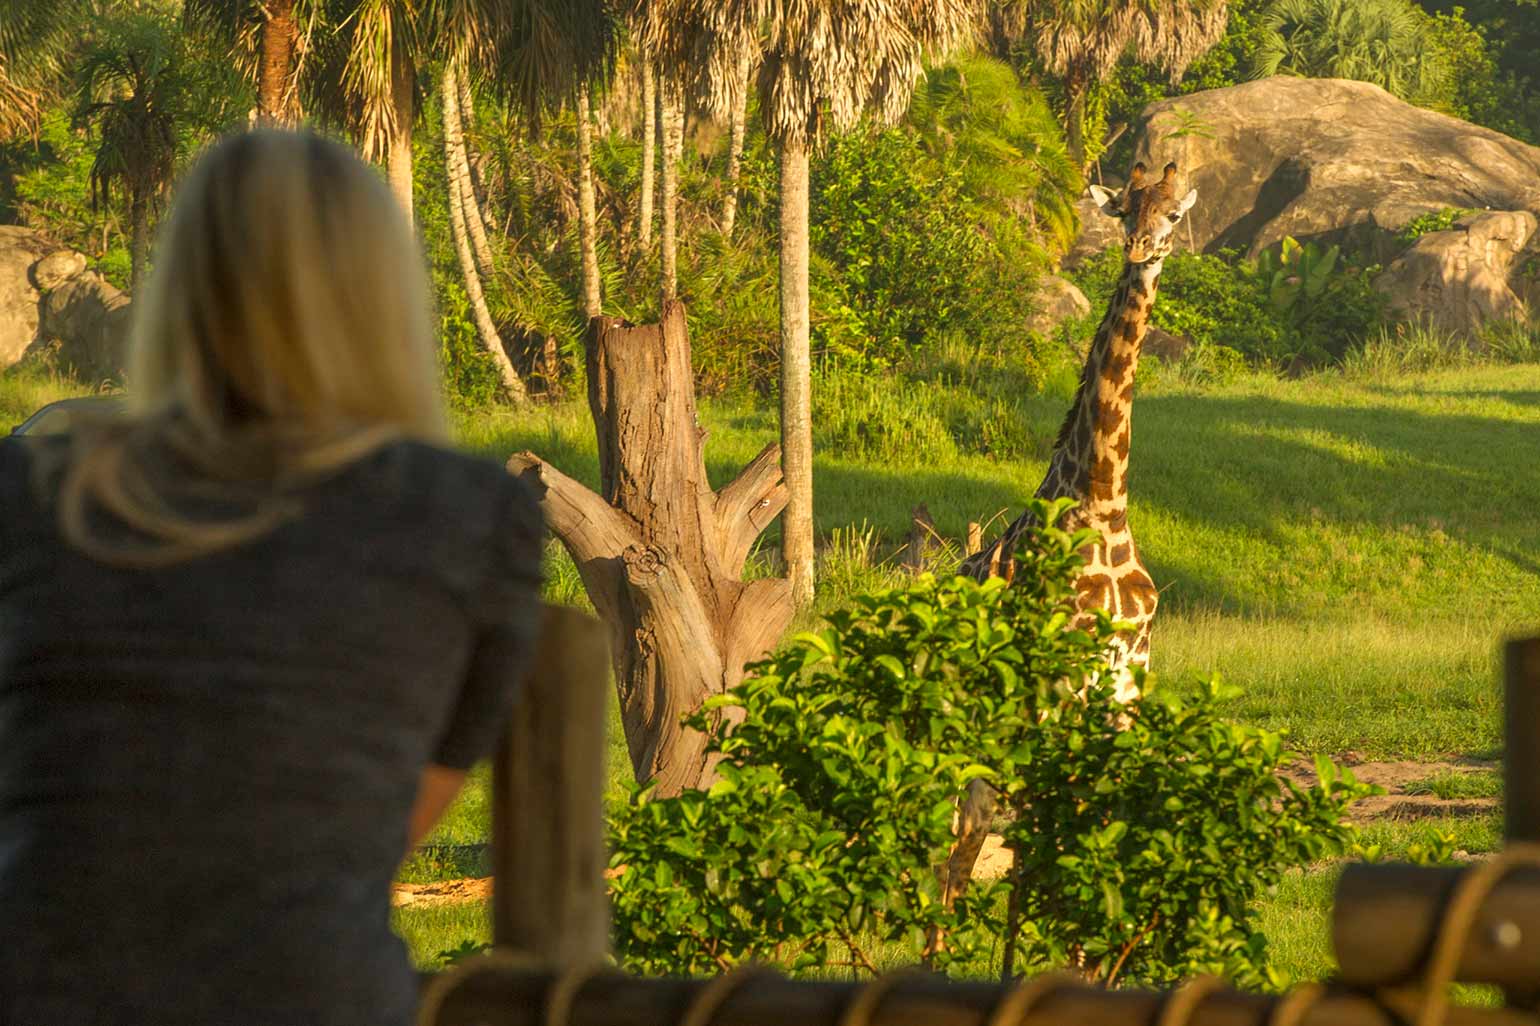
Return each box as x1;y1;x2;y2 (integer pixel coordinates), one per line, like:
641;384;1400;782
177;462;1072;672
73;10;245;289
442;62;529;401
1000;0;1229;171
638;53;658;249
907;54;1082;254
657;77;684;300
0;0;84;140
1251;0;1441;102
719;46;754;238
297;0;422;218
655;1;975;607
484;0;616;324
183;0;304;125
575;82;603;319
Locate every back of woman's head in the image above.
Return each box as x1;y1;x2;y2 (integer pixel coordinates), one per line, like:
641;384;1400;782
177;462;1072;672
57;130;448;566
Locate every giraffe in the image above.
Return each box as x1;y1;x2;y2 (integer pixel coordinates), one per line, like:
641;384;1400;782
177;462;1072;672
941;160;1198;918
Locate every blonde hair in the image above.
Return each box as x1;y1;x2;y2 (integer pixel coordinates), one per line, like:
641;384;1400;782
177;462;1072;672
58;130;448;566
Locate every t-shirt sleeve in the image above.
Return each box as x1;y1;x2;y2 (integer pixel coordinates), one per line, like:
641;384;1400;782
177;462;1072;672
431;473;546;769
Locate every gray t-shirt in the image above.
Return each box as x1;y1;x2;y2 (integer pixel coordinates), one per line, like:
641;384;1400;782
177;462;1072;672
0;434;544;1026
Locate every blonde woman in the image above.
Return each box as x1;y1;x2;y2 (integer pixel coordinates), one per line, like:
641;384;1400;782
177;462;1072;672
0;132;543;1026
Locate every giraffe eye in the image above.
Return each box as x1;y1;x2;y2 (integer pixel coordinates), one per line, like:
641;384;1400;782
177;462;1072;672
1166;212;1183;224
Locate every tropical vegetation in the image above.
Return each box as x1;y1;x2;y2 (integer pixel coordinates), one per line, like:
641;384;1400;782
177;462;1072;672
5;0;1540;993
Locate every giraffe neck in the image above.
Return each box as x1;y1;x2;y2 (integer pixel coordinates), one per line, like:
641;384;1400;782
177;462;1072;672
1039;256;1162;522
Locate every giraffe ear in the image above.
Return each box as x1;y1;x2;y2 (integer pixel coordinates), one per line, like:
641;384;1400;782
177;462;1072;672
1088;183;1121;218
1175;188;1198;216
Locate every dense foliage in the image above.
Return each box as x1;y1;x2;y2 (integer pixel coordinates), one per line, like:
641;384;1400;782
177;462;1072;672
609;499;1370;983
1070;237;1384;369
811;127;1040;370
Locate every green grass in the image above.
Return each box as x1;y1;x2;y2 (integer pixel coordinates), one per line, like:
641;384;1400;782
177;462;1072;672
392;902;492;970
11;357;1538;982
1404;770;1504;801
466;363;1540;760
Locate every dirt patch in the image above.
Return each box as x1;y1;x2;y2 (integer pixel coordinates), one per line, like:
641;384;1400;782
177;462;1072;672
397;758;1502;901
392;876;492;908
1276;756;1500;823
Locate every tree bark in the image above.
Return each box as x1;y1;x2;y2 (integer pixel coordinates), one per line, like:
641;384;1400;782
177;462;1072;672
507;303;794;797
257;0;297;127
443;69;528;405
638;56;656;251
576;82;602;321
778;136;814;607
721;50;751;238
446;67;494;279
129;187;148;292
1064;71;1088;176
659;77;684;302
387;48;415;223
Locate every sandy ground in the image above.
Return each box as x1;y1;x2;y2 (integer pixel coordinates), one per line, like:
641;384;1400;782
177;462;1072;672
393;758;1500;906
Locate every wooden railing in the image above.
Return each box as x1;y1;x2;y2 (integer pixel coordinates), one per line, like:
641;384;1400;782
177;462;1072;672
418;619;1540;1026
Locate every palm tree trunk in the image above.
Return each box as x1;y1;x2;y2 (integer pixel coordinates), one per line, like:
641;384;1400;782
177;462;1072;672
639;55;656;250
129;187;149;292
446;66;494;278
659;78;684;301
1065;71;1089;175
576;82;602;321
444;80;528;406
257;0;297;126
721;51;751;238
387;48;415;222
778;136;814;607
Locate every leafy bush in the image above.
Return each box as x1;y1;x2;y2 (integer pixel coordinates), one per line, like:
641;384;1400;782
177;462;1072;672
1252;0;1442;102
608;498;1370;983
1069;247;1284;363
811;128;1040;369
1396;207;1478;245
1246;238;1385;364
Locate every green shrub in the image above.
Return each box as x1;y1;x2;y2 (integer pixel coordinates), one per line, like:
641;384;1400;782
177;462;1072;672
435;278;508;411
1396;207;1478;245
1245;237;1386;363
1069;247;1287;363
1252;0;1442;102
607;498;1371;983
811;128;1040;369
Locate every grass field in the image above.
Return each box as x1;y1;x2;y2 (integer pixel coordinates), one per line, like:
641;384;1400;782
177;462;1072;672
6;357;1537;984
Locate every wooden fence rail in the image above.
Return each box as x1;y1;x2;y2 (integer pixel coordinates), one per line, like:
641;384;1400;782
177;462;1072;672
419;623;1540;1026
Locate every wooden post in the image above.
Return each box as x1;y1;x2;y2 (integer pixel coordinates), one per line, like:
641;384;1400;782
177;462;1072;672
491;604;612;966
965;522;982;558
902;504;938;572
1507;638;1540;843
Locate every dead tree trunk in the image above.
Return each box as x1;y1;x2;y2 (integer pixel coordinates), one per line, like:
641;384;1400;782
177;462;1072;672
507;302;793;797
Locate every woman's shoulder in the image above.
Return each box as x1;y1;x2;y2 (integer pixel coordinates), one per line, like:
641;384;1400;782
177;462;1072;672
338;438;543;562
0;432;66;500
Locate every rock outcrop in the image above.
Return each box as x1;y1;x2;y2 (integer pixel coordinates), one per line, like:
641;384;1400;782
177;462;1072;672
1124;77;1540;261
0;227;58;368
0;226;130;381
1027;274;1091;336
1373;211;1536;336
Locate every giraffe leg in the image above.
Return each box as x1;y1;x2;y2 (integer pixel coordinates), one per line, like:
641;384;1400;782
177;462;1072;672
926;778;998;957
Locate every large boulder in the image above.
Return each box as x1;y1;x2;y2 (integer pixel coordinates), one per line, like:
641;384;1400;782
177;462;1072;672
1124;77;1540;261
0;226;58;368
1065;194;1124;269
1372;211;1536;336
1027;274;1092;336
0;225;130;381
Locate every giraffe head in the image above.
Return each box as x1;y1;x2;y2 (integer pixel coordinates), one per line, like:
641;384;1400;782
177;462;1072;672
1088;162;1198;265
